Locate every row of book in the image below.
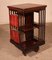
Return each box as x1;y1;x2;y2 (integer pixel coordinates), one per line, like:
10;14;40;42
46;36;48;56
9;14;25;43
9;14;25;28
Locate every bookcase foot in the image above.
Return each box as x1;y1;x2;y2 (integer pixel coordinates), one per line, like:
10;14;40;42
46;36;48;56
34;46;39;52
22;51;26;56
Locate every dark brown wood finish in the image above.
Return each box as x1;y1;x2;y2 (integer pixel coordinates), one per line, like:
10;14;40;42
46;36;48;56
8;3;47;56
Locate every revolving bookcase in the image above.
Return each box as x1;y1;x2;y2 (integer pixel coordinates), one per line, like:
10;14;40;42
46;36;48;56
8;3;47;56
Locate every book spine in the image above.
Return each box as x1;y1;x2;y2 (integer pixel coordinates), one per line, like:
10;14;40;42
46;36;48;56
19;15;25;26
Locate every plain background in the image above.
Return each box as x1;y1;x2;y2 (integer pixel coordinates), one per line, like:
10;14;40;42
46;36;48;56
0;0;52;24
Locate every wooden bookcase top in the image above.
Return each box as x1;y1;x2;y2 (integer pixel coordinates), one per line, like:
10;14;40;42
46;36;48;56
8;3;47;13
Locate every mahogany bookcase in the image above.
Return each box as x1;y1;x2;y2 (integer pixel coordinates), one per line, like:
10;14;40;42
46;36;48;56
8;3;47;56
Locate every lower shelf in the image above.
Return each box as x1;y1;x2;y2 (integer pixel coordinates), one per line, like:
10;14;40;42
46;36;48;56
19;25;34;32
10;39;39;56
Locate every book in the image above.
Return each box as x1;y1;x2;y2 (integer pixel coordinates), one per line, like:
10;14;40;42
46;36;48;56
9;14;19;28
19;15;25;26
10;30;19;43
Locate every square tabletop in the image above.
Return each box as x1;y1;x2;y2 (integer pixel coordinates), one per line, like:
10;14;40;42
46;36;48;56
8;3;47;13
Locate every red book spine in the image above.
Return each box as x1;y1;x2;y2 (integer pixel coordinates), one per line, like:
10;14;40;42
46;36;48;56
14;15;19;28
9;15;14;26
9;14;19;27
10;30;19;43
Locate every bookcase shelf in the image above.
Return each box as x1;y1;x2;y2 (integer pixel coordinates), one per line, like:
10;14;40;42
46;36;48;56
19;25;34;32
18;23;39;32
8;3;47;56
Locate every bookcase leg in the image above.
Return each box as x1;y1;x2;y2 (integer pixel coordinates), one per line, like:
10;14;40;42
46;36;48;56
22;51;26;56
34;46;39;52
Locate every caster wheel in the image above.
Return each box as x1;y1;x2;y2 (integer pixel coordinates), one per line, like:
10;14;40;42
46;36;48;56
34;46;39;52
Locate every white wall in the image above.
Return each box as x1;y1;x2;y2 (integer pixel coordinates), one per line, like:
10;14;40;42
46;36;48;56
0;0;52;24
